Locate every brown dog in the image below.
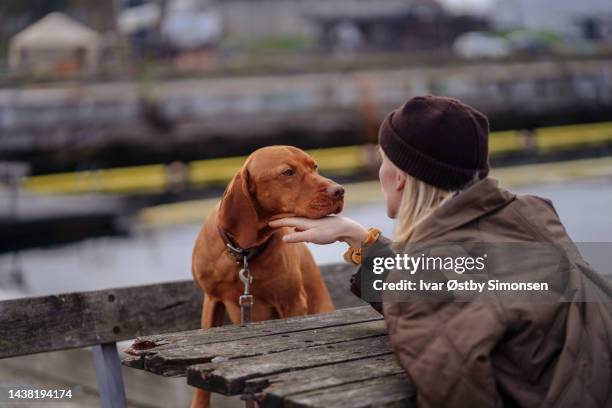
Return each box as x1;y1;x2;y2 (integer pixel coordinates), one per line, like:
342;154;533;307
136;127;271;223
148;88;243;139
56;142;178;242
190;146;343;408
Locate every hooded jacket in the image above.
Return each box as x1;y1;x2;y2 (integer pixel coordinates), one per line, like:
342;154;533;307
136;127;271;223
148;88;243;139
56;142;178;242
351;177;612;407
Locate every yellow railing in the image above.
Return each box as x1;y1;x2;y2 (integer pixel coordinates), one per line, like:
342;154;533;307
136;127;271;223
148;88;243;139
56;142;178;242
20;121;612;195
22;165;168;195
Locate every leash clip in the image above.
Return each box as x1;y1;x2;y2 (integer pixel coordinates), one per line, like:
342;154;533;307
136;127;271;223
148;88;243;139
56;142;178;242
238;256;252;289
238;256;253;325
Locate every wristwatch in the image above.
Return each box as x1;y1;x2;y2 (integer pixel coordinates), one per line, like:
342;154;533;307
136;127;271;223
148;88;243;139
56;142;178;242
343;227;382;265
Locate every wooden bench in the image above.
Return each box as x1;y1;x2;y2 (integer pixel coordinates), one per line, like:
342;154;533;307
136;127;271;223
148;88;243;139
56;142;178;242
0;263;361;408
123;305;415;407
7;263;606;407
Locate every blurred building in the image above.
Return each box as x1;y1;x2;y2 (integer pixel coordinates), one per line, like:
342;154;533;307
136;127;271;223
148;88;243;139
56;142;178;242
303;0;458;51
213;0;484;51
214;0;313;38
8;12;101;74
492;0;612;41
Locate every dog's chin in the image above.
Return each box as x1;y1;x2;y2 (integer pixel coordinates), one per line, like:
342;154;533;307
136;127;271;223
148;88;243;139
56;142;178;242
333;200;344;214
304;200;344;219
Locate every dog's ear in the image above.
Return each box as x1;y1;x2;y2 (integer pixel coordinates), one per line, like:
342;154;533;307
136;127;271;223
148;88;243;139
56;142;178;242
218;165;260;248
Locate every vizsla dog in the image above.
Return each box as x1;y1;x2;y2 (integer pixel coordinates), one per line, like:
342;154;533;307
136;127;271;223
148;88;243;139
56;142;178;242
191;146;343;408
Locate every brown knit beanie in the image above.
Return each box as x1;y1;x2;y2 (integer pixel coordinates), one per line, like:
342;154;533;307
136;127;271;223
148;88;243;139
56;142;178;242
379;95;490;191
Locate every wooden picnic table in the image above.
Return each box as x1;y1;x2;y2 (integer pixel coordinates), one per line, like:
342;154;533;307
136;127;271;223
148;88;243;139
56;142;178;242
122;306;417;407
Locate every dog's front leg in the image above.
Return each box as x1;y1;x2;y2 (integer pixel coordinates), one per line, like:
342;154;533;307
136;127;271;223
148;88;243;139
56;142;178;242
275;290;309;318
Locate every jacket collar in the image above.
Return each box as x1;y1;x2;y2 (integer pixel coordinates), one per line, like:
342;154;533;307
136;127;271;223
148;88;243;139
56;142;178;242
410;177;516;242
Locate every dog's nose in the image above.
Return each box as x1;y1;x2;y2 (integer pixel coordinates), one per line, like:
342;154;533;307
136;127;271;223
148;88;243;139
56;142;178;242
326;185;345;199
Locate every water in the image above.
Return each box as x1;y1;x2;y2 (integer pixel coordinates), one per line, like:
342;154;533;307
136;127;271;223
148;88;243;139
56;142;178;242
2;177;611;297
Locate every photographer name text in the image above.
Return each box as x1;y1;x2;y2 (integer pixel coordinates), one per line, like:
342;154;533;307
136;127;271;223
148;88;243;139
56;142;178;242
373;279;549;292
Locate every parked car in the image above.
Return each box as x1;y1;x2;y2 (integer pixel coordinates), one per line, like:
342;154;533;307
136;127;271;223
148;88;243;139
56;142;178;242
453;31;512;59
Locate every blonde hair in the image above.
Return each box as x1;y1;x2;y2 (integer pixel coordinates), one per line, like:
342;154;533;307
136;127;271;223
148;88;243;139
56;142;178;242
394;174;454;244
378;147;479;244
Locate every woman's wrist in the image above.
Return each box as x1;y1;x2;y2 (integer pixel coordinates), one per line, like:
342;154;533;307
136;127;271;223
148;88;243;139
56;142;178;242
342;224;369;248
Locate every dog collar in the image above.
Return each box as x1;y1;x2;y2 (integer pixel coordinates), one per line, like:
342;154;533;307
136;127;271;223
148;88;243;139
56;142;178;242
217;225;273;265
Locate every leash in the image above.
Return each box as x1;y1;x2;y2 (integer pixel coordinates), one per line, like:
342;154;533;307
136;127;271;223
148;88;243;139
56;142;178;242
218;226;272;326
237;255;253;325
219;227;272;407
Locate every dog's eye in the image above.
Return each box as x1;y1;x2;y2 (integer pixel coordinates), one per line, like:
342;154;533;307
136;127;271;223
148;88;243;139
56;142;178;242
281;168;294;176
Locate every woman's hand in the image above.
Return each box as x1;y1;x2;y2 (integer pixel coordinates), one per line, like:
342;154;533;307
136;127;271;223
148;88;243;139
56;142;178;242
269;216;368;247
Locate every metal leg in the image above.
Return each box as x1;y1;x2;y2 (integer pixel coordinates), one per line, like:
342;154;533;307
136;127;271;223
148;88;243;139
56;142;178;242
92;342;127;408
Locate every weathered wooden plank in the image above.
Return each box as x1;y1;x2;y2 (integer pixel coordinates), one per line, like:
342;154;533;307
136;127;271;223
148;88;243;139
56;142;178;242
129;319;386;377
123;306;378;354
187;335;392;395
244;354;404;403
123;306;380;369
0;280;202;358
280;373;416;408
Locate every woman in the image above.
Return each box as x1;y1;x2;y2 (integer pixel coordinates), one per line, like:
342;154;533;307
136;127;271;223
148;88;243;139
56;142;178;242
270;96;612;407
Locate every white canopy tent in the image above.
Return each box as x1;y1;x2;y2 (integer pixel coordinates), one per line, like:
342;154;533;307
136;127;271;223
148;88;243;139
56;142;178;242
8;12;101;74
